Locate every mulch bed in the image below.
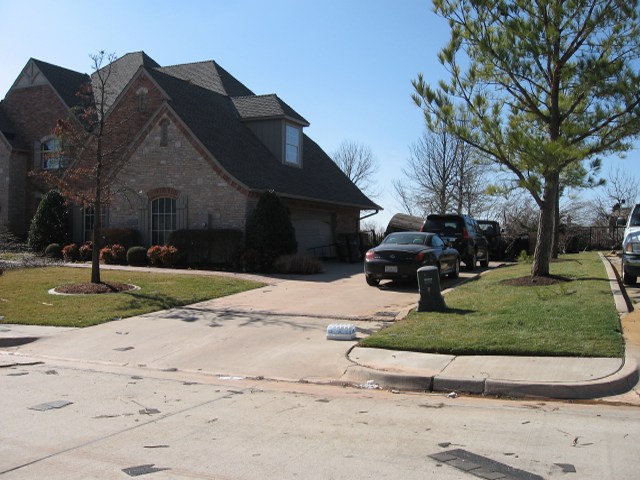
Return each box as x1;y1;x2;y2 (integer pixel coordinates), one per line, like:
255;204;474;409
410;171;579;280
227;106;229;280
54;282;136;295
502;275;573;287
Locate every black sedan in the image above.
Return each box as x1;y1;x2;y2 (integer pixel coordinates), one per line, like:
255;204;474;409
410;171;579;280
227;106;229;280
364;231;460;286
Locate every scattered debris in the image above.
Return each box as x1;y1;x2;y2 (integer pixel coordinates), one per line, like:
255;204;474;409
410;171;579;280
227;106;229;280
447;392;458;398
45;370;58;375
139;408;161;415
143;445;170;449
29;400;73;411
93;413;134;419
161;367;178;372
326;323;357;341
572;436;580;447
219;375;244;380
358;380;380;390
122;464;170;477
114;346;134;352
555;463;577;473
8;372;29;377
41;302;53;306
439;442;452;448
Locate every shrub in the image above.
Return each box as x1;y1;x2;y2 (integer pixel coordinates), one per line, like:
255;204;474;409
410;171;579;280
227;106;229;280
27;189;69;252
240;248;261;272
147;245;163;267
168;229;243;267
79;241;93;261
245;190;297;271
147;245;179;267
100;244;126;265
62;243;79;262
44;243;62;259
159;245;179;267
127;246;148;266
273;254;323;274
99;228;141;250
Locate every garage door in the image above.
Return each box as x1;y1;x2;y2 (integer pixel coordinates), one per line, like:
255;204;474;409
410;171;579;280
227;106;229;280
291;211;334;257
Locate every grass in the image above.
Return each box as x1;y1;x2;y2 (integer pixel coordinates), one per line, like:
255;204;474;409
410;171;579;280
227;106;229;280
0;266;264;328
359;252;624;358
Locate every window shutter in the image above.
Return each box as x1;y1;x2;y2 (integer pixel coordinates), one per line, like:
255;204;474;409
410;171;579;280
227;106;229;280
138;196;149;245
33;141;41;169
177;194;188;230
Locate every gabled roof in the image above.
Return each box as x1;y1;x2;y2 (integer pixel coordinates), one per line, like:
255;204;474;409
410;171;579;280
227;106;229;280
146;66;377;210
93;51;160;110
232;94;309;126
159;61;254;97
31;59;90;108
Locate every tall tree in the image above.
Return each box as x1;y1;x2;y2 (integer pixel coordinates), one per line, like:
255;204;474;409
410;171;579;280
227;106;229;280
52;51;132;284
413;0;640;277
332;140;380;198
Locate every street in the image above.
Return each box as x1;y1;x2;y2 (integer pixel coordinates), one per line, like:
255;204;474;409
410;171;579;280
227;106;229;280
1;359;638;479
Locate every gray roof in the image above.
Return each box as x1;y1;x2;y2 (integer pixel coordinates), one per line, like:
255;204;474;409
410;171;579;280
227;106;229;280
232;94;309;126
31;59;90;109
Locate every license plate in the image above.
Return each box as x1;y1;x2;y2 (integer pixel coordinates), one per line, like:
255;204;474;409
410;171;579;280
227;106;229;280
385;265;398;273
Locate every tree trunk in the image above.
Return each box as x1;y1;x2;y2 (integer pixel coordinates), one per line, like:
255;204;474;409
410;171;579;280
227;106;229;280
90;201;101;284
551;189;560;259
531;175;559;277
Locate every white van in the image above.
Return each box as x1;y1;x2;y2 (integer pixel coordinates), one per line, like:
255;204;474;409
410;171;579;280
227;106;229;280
622;201;640;285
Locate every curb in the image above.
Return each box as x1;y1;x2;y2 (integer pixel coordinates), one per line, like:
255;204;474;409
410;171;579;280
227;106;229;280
344;256;640;399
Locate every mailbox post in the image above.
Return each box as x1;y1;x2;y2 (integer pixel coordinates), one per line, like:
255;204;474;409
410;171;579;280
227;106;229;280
416;266;447;312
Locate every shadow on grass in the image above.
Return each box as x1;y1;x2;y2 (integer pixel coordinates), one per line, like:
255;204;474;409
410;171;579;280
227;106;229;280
122;291;187;310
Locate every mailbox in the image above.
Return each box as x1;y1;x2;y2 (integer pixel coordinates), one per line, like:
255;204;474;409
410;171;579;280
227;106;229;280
416;266;447;312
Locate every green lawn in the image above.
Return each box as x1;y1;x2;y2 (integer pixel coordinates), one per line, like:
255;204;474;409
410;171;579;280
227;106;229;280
359;252;624;358
0;267;264;328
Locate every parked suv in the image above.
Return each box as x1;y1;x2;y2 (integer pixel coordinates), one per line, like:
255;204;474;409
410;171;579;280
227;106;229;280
622;202;640;285
477;220;504;260
421;214;489;270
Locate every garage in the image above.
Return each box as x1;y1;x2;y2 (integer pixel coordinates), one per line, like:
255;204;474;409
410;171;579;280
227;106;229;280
291;210;334;257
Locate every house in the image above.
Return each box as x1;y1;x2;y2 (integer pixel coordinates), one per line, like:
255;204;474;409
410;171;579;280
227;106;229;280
0;52;380;256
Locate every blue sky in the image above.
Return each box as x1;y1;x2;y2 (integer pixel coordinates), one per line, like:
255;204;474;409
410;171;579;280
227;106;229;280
1;0;637;228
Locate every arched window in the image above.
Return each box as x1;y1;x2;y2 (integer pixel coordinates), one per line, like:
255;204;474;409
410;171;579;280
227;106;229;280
83;205;108;242
41;137;63;170
151;197;176;245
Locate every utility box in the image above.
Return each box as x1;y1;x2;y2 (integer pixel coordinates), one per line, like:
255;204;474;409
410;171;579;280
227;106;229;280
417;266;447;312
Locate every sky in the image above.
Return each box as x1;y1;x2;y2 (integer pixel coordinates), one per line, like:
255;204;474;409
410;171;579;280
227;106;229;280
1;0;638;229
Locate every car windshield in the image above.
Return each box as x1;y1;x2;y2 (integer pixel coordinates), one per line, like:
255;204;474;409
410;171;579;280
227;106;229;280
479;223;495;235
383;233;427;245
630;206;640;227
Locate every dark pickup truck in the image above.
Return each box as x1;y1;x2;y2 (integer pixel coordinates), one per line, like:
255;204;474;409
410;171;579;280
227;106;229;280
477;220;504;260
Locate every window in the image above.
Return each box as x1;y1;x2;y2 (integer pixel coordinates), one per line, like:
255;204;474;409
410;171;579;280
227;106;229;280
83;206;107;242
151;197;176;245
41;137;63;170
137;87;148;112
160;119;169;146
285;124;301;165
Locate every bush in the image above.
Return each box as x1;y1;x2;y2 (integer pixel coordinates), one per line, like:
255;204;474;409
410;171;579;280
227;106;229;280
100;244;126;265
168;229;243;267
273;254;323;274
159;245;179;267
147;245;179;267
147;245;163;267
99;228;141;250
245;190;297;271
79;241;93;261
127;246;148;266
44;243;62;259
27;189;69;252
62;243;79;262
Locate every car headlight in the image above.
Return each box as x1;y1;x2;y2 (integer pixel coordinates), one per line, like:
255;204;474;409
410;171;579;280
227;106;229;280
623;232;640;254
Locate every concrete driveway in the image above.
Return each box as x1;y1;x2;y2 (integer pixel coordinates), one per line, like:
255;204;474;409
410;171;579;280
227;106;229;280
4;262;449;384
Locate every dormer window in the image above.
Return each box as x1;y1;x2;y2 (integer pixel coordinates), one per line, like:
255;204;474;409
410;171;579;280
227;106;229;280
41;137;63;170
285;124;301;166
137;87;148;112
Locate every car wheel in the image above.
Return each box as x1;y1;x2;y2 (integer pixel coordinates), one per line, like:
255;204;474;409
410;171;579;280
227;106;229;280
466;251;477;271
623;271;638;286
449;257;460;278
480;249;489;268
366;275;380;287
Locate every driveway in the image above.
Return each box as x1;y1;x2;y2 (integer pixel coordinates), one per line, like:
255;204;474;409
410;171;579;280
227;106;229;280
4;262;454;384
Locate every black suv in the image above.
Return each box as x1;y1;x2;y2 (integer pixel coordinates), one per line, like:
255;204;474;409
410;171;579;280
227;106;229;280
421;214;489;270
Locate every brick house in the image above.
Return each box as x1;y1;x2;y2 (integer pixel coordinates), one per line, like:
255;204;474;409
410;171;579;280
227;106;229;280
0;52;380;255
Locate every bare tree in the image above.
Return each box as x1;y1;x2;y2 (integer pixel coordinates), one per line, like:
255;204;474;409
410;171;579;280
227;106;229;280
393;127;488;217
332;140;380;198
592;167;640;226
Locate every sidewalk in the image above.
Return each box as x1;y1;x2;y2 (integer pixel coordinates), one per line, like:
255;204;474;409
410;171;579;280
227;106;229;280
1;255;639;402
342;254;640;402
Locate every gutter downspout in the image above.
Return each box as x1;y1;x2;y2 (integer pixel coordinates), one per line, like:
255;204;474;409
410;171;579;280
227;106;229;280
360;209;379;221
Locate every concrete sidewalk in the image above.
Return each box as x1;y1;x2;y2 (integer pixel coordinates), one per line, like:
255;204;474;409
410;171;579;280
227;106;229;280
1;256;639;402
